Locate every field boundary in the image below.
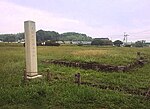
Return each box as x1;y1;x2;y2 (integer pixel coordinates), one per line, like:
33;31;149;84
42;57;148;72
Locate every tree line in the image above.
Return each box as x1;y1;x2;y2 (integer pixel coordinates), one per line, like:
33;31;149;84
0;30;92;43
0;30;148;47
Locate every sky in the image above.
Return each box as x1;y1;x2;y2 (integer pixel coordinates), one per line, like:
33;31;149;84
0;0;150;42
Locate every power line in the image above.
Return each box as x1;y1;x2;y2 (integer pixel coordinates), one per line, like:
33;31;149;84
108;29;150;37
129;29;150;34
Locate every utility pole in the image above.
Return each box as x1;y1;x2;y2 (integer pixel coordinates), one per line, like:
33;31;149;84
123;32;129;45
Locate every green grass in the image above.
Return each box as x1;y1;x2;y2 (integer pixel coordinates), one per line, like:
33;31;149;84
0;44;150;109
38;45;150;65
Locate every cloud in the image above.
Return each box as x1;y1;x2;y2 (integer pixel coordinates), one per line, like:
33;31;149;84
0;1;118;38
0;1;89;34
0;0;150;42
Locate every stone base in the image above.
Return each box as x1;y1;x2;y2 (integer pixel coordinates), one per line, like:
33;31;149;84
26;75;42;80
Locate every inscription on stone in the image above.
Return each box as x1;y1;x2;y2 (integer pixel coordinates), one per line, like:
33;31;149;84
24;21;38;76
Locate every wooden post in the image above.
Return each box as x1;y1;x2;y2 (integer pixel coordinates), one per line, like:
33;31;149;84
47;69;51;81
137;52;142;60
75;73;81;86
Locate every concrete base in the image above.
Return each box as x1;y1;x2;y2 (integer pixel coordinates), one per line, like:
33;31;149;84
26;75;42;80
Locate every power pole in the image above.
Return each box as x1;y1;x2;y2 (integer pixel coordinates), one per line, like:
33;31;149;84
123;32;129;45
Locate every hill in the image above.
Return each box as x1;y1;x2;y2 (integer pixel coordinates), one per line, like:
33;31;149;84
0;30;92;43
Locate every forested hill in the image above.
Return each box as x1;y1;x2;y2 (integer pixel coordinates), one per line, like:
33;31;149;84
60;32;92;41
36;30;92;42
36;30;60;42
0;30;92;42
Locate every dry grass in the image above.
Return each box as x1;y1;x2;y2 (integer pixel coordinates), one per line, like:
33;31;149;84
71;50;109;56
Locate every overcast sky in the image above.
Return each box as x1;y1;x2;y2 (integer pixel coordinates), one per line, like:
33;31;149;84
0;0;150;42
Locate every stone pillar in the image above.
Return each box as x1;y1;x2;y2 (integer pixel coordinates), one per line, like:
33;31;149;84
24;21;38;77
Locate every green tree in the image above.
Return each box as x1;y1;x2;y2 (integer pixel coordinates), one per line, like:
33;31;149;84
0;30;92;43
3;35;16;42
113;40;123;47
60;32;92;41
135;41;144;47
36;30;60;42
91;38;113;46
0;33;24;42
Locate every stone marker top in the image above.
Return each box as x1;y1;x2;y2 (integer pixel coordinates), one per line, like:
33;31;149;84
24;20;35;23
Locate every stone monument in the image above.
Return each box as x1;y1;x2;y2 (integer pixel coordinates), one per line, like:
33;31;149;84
24;20;42;79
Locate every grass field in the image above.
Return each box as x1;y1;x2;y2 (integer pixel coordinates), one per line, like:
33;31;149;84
0;44;150;109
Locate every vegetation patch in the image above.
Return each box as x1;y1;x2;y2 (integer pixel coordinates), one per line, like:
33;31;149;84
0;45;150;109
71;50;108;56
80;81;150;98
43;56;148;72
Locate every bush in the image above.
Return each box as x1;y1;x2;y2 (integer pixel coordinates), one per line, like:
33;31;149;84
135;41;143;47
91;38;113;46
113;40;123;47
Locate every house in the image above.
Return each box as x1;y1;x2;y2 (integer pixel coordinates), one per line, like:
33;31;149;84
94;38;109;41
145;42;150;47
